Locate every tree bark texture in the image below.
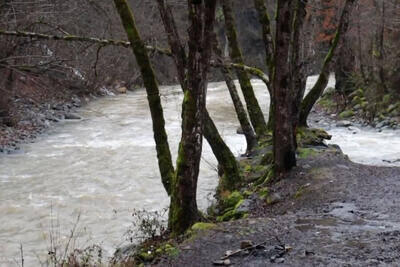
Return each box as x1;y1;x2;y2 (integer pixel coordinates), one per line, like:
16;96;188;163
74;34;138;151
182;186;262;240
222;0;268;139
113;0;175;195
157;0;242;193
169;0;217;235
253;0;275;130
289;0;308;148
273;0;297;176
213;36;257;154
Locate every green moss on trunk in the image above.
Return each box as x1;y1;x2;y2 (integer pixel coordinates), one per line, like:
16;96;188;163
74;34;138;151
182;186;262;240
222;0;268;139
113;0;174;195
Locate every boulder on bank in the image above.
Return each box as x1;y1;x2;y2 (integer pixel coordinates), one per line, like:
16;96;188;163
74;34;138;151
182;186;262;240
117;86;127;94
65;113;81;120
336;120;352;127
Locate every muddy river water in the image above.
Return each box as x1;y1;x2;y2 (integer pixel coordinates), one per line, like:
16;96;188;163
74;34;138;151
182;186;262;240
1;76;400;265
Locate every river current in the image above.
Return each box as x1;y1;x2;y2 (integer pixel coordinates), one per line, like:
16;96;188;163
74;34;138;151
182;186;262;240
1;77;399;265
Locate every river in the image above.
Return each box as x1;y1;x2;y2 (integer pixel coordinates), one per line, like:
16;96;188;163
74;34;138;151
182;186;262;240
1;76;400;265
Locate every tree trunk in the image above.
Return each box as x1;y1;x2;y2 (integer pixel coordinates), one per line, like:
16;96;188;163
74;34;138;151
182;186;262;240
289;0;308;148
222;0;268;139
113;0;174;195
273;0;296;176
169;0;217;235
299;0;355;127
157;0;242;191
373;0;387;96
213;36;257;154
204;111;241;191
253;0;275;130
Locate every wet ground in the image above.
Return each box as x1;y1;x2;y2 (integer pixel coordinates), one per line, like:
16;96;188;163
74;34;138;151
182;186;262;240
158;147;400;266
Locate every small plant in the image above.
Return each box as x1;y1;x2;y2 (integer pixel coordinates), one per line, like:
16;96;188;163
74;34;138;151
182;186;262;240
125;208;168;243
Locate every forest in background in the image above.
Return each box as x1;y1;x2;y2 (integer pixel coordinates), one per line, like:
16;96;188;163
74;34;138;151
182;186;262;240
1;0;399;129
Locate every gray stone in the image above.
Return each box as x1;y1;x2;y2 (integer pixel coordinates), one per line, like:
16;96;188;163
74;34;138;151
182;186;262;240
336;120;352;127
236;126;244;135
236;199;252;213
267;193;282;205
117;86;127;94
376;121;388;128
65;113;81;120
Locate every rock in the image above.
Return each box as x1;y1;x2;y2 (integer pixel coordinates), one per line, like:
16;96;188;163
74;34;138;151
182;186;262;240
387;104;397;113
191;222;217;231
240;240;254;249
376;120;389;128
348;126;360;134
339;110;354;119
236;126;244;135
337;164;350;170
235;199;252;213
213;259;231;266
65;113;81;120
303;164;311;169
267;193;282;205
45;115;59;122
52;104;64;111
336;120;352;127
116;86;127;94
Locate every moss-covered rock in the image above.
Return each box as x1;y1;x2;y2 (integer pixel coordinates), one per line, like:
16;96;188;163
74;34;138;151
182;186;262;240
339;110;355;119
298;148;318;159
296;127;331;147
138;250;155;262
217;208;247;222
222;191;243;210
191;222;217;231
259;187;269;199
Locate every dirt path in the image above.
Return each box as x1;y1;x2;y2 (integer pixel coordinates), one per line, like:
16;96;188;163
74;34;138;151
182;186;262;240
158;147;400;266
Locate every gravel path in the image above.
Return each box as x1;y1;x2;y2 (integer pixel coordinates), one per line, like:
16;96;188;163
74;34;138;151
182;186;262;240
159;147;400;266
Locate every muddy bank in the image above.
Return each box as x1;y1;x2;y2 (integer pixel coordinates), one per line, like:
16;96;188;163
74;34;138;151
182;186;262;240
156;146;400;266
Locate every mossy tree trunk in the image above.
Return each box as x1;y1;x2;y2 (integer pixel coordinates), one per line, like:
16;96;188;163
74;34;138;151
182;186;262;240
273;0;297;176
213;36;257;154
289;0;308;148
253;0;276;131
222;0;268;139
169;0;217;236
299;0;355;127
157;0;242;192
113;0;174;195
203;111;241;191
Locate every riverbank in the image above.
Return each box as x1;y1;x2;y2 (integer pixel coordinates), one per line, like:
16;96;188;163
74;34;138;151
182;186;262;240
0;84;126;154
151;143;400;266
316;88;400;131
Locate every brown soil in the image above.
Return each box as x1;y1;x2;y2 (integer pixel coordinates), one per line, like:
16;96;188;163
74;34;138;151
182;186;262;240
157;146;400;266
